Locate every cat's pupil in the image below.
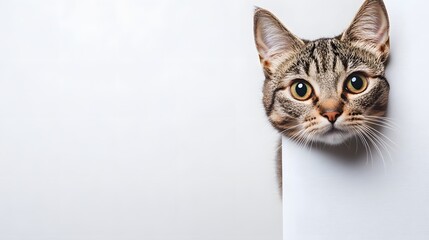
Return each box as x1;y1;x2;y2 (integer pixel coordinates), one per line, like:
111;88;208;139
296;82;307;97
351;76;363;90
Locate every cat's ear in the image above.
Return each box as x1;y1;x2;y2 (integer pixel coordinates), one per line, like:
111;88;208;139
254;8;304;73
341;0;390;61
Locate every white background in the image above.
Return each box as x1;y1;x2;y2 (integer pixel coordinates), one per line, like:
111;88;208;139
0;0;282;240
281;0;429;240
0;0;426;240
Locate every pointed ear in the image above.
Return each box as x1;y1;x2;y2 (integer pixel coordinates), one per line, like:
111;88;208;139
254;8;304;73
341;0;390;61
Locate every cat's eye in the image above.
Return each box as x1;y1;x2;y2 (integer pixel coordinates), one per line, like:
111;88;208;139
290;80;313;101
345;73;368;94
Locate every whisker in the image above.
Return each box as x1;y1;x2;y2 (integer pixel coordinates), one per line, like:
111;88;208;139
276;123;302;153
279;124;301;135
289;128;308;149
355;125;387;173
362;124;397;148
359;125;394;164
364;116;398;127
306;131;316;151
354;134;359;154
352;126;372;167
363;119;396;130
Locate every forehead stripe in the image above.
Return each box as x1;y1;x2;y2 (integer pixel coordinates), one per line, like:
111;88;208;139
267;86;286;115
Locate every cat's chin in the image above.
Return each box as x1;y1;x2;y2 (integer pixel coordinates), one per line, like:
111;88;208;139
315;129;352;146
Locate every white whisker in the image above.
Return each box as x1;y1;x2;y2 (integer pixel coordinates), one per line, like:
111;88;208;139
360;125;394;164
351;126;372;166
355;125;387;173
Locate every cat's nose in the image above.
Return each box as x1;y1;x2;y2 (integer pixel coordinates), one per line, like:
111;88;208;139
322;111;341;123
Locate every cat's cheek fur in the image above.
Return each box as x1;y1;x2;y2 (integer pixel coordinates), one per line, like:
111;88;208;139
269;110;288;129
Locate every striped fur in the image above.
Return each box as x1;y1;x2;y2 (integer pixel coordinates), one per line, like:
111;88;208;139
254;0;391;190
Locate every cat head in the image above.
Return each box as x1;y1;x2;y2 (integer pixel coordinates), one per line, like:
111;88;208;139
254;0;390;145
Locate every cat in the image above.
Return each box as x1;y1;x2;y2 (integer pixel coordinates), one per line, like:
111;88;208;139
253;0;390;191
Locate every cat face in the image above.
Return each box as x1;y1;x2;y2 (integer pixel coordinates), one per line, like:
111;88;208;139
254;0;390;145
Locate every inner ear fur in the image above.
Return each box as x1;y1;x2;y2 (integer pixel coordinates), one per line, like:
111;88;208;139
341;0;390;62
254;8;305;73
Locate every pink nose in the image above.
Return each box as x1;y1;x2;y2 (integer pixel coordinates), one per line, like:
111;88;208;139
322;111;341;123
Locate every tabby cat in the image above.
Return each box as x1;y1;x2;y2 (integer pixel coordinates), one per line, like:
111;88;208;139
253;0;390;189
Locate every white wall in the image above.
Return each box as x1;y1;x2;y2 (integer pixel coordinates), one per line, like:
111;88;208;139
2;1;421;239
0;1;282;240
281;0;429;239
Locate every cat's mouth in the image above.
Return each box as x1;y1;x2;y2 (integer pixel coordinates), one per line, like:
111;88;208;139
317;125;350;145
325;126;342;134
323;129;341;138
